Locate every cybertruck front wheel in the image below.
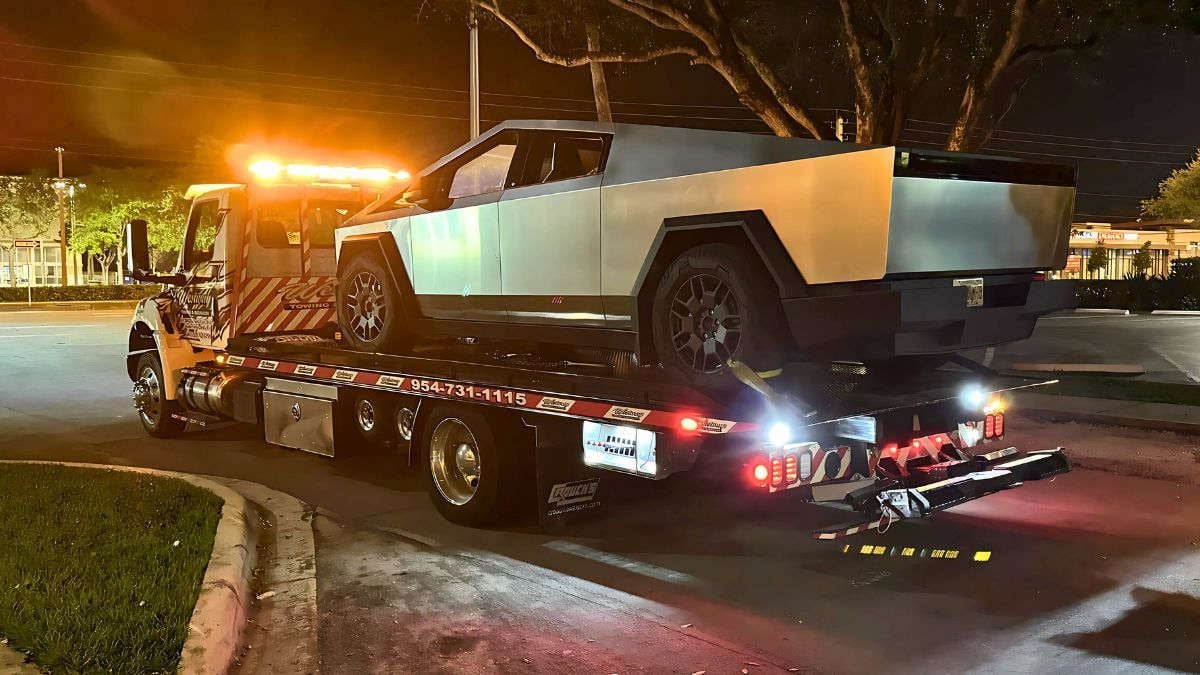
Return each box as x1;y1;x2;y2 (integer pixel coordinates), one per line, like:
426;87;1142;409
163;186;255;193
337;249;411;353
651;243;786;389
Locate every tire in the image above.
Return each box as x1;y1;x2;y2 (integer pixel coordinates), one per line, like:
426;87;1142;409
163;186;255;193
132;352;187;438
348;392;397;449
337;248;411;353
651;243;786;388
419;404;518;526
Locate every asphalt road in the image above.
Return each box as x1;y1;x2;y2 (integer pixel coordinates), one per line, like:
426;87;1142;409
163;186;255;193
982;313;1200;384
2;310;1200;673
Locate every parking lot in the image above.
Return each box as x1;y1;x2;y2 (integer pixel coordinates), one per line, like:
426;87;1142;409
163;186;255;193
2;310;1200;673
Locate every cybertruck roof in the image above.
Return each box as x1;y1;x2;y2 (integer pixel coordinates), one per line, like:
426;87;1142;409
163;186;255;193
422;120;868;185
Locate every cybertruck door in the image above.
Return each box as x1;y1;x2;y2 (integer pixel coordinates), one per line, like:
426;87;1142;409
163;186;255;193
498;131;609;326
409;134;517;321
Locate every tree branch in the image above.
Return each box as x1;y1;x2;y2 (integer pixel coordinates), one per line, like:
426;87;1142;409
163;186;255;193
479;1;702;66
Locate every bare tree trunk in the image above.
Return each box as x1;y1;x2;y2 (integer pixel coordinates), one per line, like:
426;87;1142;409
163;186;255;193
585;25;613;123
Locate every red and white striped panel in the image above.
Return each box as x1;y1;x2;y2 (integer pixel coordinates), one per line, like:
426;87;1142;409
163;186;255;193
235;277;337;335
808;446;852;484
223;354;757;436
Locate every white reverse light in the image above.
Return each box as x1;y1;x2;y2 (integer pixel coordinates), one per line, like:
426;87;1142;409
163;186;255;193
767;422;792;446
961;384;987;411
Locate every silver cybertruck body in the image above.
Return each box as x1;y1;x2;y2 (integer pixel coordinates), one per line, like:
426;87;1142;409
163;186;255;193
336;120;1075;362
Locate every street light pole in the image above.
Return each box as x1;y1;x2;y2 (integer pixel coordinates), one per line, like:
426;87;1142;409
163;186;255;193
468;4;480;140
54;146;68;287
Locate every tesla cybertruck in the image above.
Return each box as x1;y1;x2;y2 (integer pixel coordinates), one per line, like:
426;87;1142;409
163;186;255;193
334;121;1075;384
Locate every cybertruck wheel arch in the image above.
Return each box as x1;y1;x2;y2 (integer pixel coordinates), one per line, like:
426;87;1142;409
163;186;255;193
337;233;424;329
630;211;806;362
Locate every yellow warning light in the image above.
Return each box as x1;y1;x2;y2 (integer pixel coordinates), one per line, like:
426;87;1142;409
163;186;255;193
983;397;1006;415
973;550;992;562
248;157;409;185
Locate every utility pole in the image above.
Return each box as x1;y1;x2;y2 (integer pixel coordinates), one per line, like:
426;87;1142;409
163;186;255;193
54;146;68;287
468;4;481;140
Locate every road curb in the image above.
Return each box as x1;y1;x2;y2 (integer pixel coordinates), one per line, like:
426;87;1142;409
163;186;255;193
1073;308;1130;315
1150;310;1200;316
1009;362;1145;375
0;300;141;312
1019;407;1200;435
0;461;258;675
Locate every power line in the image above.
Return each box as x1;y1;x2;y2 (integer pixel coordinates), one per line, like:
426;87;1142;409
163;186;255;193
0;73;474;121
908;117;1199;150
904;127;1193;155
0;39;775;114
898;137;1185;166
0;143;191;163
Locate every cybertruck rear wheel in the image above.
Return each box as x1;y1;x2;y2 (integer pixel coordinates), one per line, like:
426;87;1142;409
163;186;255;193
337;249;411;353
651;243;786;389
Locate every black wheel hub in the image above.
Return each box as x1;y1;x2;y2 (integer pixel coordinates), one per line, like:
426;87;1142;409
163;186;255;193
668;273;742;373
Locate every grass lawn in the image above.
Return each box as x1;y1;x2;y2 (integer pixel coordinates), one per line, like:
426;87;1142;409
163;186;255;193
0;464;222;673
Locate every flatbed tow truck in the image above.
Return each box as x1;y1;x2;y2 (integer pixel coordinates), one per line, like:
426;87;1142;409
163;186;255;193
123;160;1071;537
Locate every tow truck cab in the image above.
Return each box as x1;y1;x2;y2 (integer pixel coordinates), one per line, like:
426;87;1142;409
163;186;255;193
125;181;367;396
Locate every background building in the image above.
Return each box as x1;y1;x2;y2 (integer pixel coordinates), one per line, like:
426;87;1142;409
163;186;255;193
1058;220;1200;279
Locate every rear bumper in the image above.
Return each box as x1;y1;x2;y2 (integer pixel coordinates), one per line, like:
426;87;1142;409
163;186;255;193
782;278;1075;359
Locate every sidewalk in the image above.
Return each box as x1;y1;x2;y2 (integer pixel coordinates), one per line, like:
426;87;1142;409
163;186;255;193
1017;391;1200;434
0;300;140;312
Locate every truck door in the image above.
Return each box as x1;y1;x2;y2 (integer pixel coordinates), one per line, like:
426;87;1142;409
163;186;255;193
407;131;516;322
499;130;608;326
172;192;235;350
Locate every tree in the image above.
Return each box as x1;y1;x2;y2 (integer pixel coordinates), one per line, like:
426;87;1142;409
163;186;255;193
470;0;1195;149
72;168;185;283
1087;243;1109;278
0;172;59;286
1131;240;1153;277
1142;150;1200;220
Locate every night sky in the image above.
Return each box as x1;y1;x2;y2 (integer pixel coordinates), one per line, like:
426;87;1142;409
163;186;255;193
1;0;1197;221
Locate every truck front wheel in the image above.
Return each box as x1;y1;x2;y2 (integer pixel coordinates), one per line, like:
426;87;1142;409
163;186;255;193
132;352;186;438
419;404;518;526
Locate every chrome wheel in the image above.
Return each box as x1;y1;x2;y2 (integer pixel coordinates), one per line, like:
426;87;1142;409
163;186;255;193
132;366;162;426
429;418;481;506
355;398;376;432
344;271;387;343
668;273;742;373
396;407;416;441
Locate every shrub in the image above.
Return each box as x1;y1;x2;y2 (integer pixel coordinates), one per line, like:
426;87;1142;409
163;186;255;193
0;284;162;303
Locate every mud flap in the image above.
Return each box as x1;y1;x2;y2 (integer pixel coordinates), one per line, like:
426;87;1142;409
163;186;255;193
527;417;606;527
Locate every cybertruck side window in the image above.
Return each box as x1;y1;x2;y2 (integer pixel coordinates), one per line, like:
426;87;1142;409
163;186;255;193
512;132;609;187
447;141;517;199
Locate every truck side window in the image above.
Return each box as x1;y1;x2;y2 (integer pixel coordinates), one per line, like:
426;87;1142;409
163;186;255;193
186;199;222;267
447;141;517;200
304;201;355;248
256;202;301;249
514;133;609;187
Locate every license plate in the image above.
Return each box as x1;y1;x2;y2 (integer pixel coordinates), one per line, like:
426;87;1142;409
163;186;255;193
954;278;984;307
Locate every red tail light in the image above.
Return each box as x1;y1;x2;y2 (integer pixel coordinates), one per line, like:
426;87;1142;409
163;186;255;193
784;455;798;484
751;460;769;485
994;413;1004;436
1033;272;1046;281
984;414;995;439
